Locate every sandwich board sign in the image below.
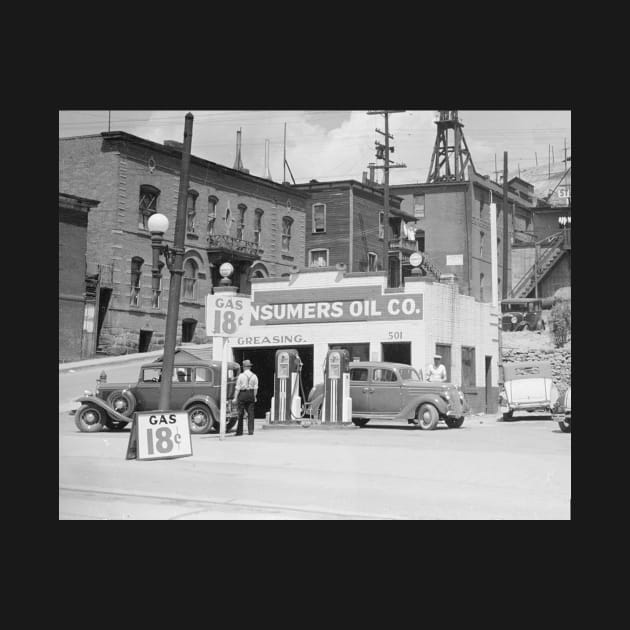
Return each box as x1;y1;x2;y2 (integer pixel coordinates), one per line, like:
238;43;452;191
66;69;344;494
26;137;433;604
126;412;193;461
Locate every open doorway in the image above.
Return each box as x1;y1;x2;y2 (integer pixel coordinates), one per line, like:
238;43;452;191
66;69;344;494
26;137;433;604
485;356;492;412
181;318;197;343
232;345;314;419
381;342;411;365
138;329;153;353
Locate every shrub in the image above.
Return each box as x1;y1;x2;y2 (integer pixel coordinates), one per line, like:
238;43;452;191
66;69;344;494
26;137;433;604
549;298;571;347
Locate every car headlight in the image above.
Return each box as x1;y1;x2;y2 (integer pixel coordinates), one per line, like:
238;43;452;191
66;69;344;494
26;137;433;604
511;316;517;323
440;392;451;402
84;389;93;397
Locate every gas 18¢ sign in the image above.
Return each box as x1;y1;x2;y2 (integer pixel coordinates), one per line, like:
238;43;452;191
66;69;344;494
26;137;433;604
136;412;193;460
206;294;252;336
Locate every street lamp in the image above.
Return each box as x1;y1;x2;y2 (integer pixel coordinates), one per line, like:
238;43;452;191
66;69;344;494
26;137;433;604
148;213;175;309
147;113;194;411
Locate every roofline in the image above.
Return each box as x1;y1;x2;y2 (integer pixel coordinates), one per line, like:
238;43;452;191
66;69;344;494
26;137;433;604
59;192;101;207
97;131;311;200
293;179;403;203
390;172;534;208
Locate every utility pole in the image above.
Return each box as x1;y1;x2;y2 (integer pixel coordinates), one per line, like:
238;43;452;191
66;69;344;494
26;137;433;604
563;138;568;165
548;144;551;179
552;145;555;164
367;110;406;285
494;154;499;182
535;151;538;166
159;113;194;410
283;123;287;184
502;151;509;299
108;111;111;132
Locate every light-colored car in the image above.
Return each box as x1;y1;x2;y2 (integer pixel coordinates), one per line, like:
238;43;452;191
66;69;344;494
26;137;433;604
551;386;571;433
498;361;558;420
307;361;467;430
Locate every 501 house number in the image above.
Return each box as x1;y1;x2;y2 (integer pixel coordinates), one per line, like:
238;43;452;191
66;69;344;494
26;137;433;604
388;331;403;340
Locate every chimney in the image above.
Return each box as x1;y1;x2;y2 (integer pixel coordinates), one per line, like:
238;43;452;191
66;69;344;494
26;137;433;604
362;171;368;185
264;139;272;180
233;128;248;173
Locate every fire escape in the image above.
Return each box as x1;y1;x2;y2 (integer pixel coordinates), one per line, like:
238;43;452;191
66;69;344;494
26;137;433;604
510;231;569;298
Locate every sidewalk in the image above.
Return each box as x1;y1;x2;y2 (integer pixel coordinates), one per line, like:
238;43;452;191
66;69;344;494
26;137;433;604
59;343;214;373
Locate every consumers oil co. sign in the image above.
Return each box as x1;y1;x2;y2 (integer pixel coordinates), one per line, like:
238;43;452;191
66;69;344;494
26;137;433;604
250;286;423;326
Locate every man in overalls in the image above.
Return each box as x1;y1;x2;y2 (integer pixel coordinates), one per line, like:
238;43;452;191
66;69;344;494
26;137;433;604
233;359;258;436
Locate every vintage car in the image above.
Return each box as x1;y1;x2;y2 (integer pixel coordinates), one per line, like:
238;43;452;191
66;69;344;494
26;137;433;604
307;361;467;430
70;349;240;434
551;386;571;433
500;298;550;332
498;361;558;420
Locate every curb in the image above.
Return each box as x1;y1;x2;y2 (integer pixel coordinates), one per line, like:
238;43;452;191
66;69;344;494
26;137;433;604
262;422;359;430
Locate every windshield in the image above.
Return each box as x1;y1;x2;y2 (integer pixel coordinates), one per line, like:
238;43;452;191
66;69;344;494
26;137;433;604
399;367;422;381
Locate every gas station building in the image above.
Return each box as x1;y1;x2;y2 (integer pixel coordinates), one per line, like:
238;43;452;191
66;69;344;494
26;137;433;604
210;266;500;415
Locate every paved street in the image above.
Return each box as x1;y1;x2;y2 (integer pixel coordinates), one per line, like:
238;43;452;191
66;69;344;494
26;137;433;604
59;405;571;520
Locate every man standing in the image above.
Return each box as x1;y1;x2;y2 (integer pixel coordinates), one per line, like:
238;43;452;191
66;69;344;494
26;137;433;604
426;354;447;382
233;359;258;436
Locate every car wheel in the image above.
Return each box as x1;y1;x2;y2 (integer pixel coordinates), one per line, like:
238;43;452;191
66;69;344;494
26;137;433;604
558;418;571;433
416;404;439;430
502;410;514;420
352;418;370;427
187;404;214;434
106;390;136;417
105;417;129;431
445;416;464;428
74;404;106;432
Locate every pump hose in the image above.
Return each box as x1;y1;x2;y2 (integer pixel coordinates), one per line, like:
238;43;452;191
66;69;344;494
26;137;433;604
290;361;307;420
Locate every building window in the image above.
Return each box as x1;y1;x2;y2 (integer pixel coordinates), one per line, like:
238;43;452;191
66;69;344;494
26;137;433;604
186;190;198;234
368;252;378;272
254;209;263;246
480;231;485;258
236;204;247;241
225;205;233;232
413;194;425;219
183;258;198;301
312;203;326;233
379;211;385;239
282;216;293;252
151;261;164;309
138;185;159;230
309;249;329;267
479;199;485;218
208;196;218;235
461;346;476;387
129;257;143;306
497;236;501;254
480;272;485;301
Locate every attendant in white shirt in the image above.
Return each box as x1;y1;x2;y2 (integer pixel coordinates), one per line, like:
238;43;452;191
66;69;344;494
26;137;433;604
233;359;258;435
426;354;447;382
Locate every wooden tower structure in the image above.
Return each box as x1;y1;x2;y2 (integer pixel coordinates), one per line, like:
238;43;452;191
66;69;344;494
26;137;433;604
426;110;476;183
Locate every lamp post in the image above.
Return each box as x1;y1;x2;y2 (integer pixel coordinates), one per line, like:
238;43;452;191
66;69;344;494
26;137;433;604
147;113;194;410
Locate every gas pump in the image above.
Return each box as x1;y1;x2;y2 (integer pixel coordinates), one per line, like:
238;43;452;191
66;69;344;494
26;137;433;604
270;349;303;423
322;349;351;424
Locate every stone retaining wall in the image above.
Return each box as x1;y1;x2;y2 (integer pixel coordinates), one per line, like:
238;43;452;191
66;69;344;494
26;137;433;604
502;347;571;391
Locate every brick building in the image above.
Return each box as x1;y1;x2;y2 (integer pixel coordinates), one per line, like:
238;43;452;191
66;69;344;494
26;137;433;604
391;168;536;303
59;131;309;355
59;192;100;361
293;179;421;288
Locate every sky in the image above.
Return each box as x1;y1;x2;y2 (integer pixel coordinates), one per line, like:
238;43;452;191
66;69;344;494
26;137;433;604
59;110;571;186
